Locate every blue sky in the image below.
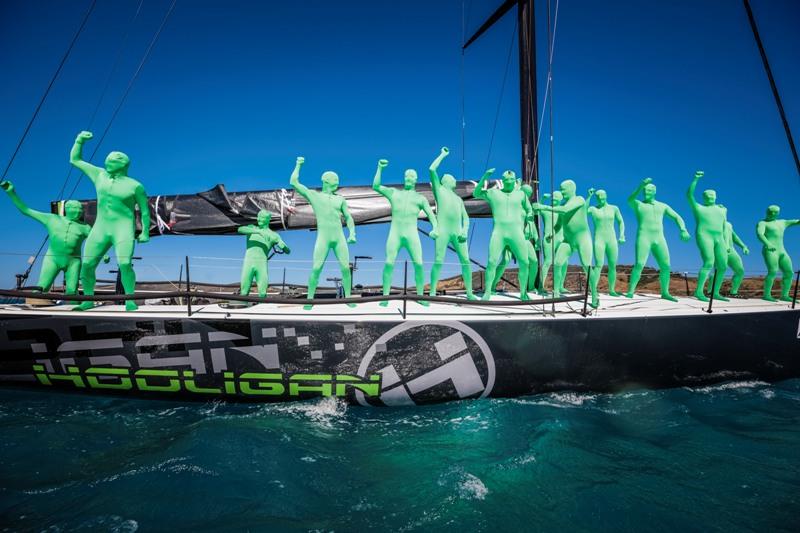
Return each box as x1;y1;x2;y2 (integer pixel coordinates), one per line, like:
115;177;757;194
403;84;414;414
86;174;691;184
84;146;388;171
0;0;798;288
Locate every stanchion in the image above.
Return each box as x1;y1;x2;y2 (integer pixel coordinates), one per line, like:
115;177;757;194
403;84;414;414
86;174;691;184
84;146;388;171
185;256;192;317
402;260;408;319
705;269;717;314
581;268;590;316
683;272;690;297
792;270;799;309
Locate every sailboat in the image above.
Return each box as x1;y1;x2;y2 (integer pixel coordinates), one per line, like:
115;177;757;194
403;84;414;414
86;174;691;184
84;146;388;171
0;0;797;406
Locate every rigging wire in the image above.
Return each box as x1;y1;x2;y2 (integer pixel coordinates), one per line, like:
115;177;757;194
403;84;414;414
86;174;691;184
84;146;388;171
55;0;146;201
20;0;177;286
0;0;98;183
545;0;558;313
67;0;178;200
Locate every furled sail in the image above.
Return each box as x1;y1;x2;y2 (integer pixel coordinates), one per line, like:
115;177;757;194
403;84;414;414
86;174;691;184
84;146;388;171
51;182;492;236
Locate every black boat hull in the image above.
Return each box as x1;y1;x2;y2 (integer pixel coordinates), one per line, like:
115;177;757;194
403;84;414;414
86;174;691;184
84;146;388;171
1;310;798;405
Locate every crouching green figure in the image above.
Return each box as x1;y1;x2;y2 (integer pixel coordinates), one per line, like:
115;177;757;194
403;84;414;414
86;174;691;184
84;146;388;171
626;178;690;301
1;180;91;294
757;205;799;302
290;157;356;310
373;159;438;306
70;131;150;311
474;169;532;301
238;210;290;298
428;147;475;299
687;171;729;302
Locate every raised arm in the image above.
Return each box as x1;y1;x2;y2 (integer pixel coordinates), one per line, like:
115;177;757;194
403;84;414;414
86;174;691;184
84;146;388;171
372;159;393;199
0;181;50;225
664;203;691;241
135;183;150;243
628;177;650;208
428;147;449;195
472;168;496;200
69;131;103;184
614;205;626;242
686;170;703;211
341;199;356;243
787;219;800;228
237;225;258;235
289;157;311;200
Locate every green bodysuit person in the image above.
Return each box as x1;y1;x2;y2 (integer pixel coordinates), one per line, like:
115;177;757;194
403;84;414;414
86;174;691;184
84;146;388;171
588;189;625;296
491;180;539;294
534;180;599;308
687;171;729;302
536;191;566;294
625;178;690;301
474;169;532;301
70;131;150;311
428;147;475;299
756;205;799;302
1;180;90;294
373;159;438;306
238;210;290;298
705;219;749;297
290;157;356;310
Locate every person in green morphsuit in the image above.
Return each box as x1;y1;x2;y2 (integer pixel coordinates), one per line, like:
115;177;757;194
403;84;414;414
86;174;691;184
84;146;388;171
756;205;799;302
474;169;532;301
1;180;91;295
70;131;150;311
373;159;438;307
290;157;356;310
536;191;566;294
534;180;599;308
703;218;749;297
588;189;625;296
491;180;539;294
428;147;475;300
625;178;690;301
687;171;729;302
238;210;290;298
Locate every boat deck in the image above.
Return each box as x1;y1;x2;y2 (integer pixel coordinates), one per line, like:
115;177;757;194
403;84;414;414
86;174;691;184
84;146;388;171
0;294;795;322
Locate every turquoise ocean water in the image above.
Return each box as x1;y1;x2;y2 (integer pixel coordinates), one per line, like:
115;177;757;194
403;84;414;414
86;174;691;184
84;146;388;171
1;380;799;531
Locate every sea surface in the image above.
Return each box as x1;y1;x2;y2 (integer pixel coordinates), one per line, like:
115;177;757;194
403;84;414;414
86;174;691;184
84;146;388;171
1;380;799;532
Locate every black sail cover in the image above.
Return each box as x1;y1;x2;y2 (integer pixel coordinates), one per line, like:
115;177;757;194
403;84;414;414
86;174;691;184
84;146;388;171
52;182;493;236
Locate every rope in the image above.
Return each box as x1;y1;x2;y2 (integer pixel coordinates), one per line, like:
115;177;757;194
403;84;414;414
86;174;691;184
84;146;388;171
67;0;178;199
0;0;97;183
530;0;559;183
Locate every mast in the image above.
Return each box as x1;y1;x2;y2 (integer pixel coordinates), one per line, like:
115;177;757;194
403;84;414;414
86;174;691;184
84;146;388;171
464;0;539;200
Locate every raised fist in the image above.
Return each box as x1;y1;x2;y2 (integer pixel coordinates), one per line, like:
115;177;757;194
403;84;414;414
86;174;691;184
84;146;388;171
0;180;14;193
296;156;305;165
378;159;389;168
642;177;653;185
485;168;496;176
694;170;704;179
588;188;595;196
440;147;449;155
76;131;93;142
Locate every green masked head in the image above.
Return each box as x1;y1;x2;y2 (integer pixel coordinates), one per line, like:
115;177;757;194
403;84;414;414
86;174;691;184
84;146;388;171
257;210;272;227
643;181;657;202
64;200;83;221
552;190;563;204
441;173;457;191
595;189;607;206
702;189;717;206
766;204;780;220
404;169;418;190
104;151;130;174
501;170;517;192
560;179;577;199
321;171;339;193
